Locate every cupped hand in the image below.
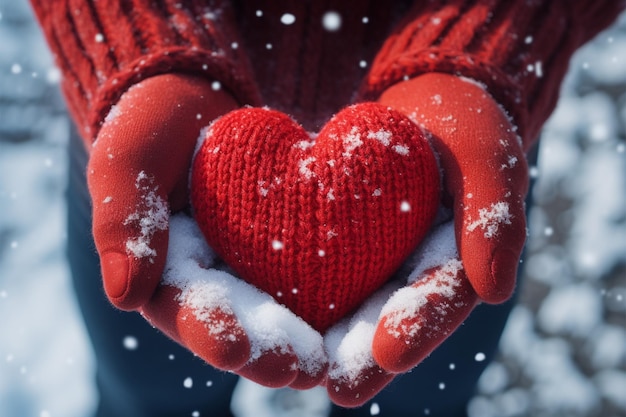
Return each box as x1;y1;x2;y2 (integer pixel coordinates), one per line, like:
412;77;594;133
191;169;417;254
88;73;238;310
379;73;529;304
141;214;328;389
87;73;326;388
325;73;529;406
324;222;478;407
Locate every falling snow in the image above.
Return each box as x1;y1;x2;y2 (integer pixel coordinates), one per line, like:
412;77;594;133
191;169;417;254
322;11;341;32
0;3;624;417
280;13;295;25
122;335;139;350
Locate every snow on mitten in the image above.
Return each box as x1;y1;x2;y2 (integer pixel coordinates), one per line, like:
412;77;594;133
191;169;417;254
371;73;529;374
190;103;441;333
325;223;478;407
325;73;529;406
88;74;238;310
87;74;251;371
142;214;328;390
91;73;327;388
379;73;529;305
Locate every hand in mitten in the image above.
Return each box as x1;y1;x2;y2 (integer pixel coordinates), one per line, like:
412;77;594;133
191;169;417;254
87;73;326;388
88;73;237;310
377;73;528;366
379;73;529;305
326;73;529;406
325;223;478;407
142;214;328;390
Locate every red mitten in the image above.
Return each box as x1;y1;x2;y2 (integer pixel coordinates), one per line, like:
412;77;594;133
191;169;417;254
88;74;238;309
325;73;529;406
324;223;478;407
380;73;529;304
141;214;328;389
373;73;528;372
88;73;326;388
370;224;478;374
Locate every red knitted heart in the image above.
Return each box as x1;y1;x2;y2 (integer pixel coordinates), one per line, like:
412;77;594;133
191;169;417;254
191;103;440;333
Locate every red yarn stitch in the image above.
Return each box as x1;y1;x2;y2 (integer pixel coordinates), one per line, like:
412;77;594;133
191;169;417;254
191;103;441;332
30;0;624;147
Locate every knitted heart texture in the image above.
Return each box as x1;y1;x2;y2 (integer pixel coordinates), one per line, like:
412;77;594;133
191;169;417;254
191;103;441;333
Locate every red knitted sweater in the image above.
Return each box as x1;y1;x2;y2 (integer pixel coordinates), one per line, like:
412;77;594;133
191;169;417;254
30;0;624;148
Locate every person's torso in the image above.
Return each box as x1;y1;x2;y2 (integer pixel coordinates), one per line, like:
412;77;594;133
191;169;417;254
233;0;411;130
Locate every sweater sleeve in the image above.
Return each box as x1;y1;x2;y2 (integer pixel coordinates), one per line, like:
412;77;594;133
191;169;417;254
361;0;625;149
29;0;261;145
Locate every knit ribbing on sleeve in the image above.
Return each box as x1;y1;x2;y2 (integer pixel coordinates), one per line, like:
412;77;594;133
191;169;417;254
361;0;625;149
29;0;261;144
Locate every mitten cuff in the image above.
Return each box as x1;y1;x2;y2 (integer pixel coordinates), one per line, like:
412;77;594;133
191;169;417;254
29;0;261;145
361;0;624;149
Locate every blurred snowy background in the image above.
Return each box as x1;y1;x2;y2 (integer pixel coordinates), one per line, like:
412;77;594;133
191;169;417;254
0;1;624;417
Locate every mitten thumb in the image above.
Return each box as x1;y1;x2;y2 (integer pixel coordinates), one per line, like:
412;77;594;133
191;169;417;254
87;74;238;310
88;157;171;310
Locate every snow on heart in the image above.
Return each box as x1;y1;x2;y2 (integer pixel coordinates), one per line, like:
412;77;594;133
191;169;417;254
190;103;441;332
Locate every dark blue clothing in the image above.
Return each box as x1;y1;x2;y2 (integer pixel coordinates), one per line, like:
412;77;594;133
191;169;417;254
67;131;534;417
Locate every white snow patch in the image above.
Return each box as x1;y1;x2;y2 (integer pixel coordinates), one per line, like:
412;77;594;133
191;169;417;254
393;144;410;156
342;126;363;157
258;180;269;197
104;103;121;124
326;188;335;201
325;286;393;384
500;155;518;170
366;129;392;146
162;215;326;375
298;157;316;179
466;202;512;238
123;171;169;260
294;139;315;150
380;257;463;338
